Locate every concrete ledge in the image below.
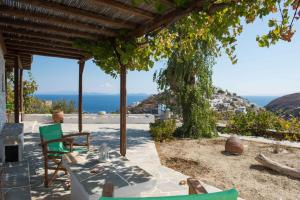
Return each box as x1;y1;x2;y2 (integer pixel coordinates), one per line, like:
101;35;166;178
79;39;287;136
219;133;300;148
24;114;155;124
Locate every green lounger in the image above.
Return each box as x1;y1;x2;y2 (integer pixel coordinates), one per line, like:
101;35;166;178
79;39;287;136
100;189;238;200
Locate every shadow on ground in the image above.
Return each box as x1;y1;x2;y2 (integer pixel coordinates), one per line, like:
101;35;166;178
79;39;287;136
23;127;151;200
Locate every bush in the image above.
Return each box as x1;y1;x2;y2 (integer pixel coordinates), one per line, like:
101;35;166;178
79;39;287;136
150;119;176;142
225;110;300;141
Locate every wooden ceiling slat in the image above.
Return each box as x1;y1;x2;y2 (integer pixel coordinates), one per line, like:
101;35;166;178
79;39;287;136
4;36;81;51
7;49;81;60
0;7;117;37
6;43;85;56
3;28;74;44
92;0;155;19
5;41;87;56
16;0;136;29
0;18;99;40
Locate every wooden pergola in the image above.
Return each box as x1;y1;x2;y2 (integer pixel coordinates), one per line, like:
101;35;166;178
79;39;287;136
1;0;206;156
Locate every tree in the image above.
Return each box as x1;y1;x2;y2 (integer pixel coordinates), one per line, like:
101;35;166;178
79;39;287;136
6;71;39;113
155;38;217;138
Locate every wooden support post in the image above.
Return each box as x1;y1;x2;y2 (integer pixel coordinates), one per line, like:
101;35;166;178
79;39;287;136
5;69;8;103
120;64;127;156
78;60;85;132
14;57;20;123
19;69;23;121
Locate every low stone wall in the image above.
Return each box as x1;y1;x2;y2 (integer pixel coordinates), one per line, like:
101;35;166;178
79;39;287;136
24;114;155;124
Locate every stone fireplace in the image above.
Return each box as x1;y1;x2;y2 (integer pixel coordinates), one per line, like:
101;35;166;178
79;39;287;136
0;123;24;163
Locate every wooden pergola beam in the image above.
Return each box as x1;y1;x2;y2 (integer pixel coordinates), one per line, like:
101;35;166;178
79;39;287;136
3;28;74;44
0;7;117;37
7;49;81;60
6;45;84;59
4;36;78;51
120;64;127;156
14;56;20;123
78;60;85;132
16;0;136;29
5;41;86;55
0;19;99;41
92;0;155;19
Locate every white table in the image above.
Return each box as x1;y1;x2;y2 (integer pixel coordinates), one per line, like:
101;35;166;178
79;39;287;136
63;149;156;200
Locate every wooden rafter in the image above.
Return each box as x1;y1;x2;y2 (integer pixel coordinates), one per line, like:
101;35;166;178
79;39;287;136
0;7;117;37
3;28;75;44
4;40;85;53
92;0;155;19
6;43;84;57
7;48;82;60
3;35;76;49
15;0;137;29
0;18;99;40
3;34;75;49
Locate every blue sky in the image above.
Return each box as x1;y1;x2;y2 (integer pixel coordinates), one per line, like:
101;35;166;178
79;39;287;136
28;17;300;96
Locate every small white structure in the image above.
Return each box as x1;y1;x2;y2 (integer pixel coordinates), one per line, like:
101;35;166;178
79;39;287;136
235;107;247;114
158;104;166;116
45;100;52;107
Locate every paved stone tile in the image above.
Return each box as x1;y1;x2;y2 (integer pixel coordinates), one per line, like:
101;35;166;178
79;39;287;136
23;122;195;199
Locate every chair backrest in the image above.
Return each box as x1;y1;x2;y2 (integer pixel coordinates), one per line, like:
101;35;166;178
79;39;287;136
100;189;238;200
39;123;64;152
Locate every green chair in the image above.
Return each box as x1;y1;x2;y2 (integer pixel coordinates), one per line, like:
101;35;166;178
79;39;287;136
100;178;238;200
39;123;89;187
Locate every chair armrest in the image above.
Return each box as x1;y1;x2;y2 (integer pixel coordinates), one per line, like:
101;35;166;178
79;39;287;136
102;182;114;197
46;151;69;155
62;132;90;138
187;178;207;194
41;138;74;146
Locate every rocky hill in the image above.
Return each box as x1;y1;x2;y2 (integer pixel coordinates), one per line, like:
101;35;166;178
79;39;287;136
265;93;300;119
128;88;257;114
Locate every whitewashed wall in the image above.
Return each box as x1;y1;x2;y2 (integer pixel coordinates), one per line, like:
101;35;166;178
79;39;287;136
0;45;6;131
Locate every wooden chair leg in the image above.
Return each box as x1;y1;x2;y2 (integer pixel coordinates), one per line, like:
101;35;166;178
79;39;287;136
44;158;49;187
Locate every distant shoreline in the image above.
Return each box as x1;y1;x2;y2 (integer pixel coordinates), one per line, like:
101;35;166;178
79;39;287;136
34;93;278;113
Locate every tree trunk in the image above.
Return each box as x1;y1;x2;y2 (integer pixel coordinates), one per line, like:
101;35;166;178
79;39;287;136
255;153;300;179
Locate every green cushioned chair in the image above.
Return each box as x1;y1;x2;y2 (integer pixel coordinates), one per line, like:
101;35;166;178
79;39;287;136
100;179;238;200
39;123;89;187
101;190;237;200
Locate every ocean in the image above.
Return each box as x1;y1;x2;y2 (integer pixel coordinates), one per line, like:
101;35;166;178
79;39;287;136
35;94;278;113
243;96;278;107
35;94;149;113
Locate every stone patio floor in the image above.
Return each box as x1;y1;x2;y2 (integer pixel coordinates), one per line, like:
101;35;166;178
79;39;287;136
23;122;190;200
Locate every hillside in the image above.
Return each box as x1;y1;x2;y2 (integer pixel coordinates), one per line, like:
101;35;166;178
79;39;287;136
128;88;256;114
265;93;300;119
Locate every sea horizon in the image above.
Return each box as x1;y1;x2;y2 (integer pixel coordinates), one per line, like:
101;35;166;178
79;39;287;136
34;93;279;113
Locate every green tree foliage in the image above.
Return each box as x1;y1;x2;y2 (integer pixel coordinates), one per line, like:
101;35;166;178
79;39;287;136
52;100;77;114
6;71;40;113
154;36;217;138
226;110;300;141
150;119;177;142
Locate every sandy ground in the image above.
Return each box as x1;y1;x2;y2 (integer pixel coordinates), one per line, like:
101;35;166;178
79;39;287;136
156;138;300;200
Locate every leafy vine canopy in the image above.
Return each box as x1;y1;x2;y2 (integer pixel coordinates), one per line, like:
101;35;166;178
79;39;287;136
74;0;300;77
